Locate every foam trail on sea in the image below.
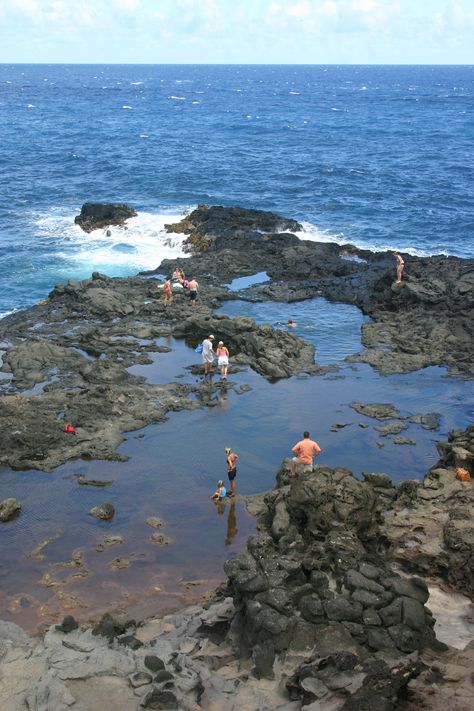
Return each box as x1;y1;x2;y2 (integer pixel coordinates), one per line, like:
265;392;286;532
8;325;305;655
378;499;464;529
297;221;442;258
34;210;191;278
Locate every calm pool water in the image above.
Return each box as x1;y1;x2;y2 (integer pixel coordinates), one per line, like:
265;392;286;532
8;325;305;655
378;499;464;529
217;296;370;364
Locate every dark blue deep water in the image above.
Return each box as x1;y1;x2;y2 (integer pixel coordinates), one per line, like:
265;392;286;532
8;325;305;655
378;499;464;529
1;64;473;315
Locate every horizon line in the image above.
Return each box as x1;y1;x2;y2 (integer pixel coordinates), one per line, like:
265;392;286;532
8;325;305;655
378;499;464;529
1;62;473;67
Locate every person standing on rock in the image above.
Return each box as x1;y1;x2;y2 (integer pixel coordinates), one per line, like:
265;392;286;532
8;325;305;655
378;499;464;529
394;253;405;284
202;334;215;375
163;276;173;305
291;431;321;477
188;277;199;307
225;446;239;497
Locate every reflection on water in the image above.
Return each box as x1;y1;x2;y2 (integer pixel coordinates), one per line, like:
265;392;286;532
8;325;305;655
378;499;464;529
211;499;238;547
0;310;472;631
216;297;370;364
225;500;238;546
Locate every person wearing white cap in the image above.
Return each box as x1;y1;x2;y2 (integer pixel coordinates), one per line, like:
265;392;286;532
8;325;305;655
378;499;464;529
201;334;215;375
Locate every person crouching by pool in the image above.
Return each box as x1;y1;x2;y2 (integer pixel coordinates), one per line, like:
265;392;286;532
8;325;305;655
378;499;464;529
216;340;229;379
291;431;321;477
210;480;226;501
225;446;239;497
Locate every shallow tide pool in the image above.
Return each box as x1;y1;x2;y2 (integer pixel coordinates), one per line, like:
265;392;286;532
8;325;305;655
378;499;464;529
0;299;472;631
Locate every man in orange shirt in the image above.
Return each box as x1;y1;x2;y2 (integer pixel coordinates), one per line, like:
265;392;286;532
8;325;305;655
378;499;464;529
291;431;321;477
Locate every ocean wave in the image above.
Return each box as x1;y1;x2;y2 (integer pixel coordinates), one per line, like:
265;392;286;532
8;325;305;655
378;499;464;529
33;209;192;278
296;222;443;258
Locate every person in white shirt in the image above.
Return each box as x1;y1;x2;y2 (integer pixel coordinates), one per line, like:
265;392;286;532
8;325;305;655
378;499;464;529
202;334;215;375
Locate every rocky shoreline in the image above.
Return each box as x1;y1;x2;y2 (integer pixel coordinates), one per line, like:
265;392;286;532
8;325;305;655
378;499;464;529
1;205;472;471
1;204;473;709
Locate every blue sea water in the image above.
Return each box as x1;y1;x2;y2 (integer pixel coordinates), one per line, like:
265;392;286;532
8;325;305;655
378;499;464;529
1;64;473;316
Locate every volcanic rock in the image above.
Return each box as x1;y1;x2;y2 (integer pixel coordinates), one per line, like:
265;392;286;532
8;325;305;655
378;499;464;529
0;497;21;522
74;202;137;232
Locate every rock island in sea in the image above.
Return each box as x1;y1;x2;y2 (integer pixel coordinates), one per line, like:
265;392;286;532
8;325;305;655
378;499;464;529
0;204;473;710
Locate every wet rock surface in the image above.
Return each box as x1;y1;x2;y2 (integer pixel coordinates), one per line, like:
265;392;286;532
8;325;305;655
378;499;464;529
74;202;137;232
0;497;21;522
0;272;314;471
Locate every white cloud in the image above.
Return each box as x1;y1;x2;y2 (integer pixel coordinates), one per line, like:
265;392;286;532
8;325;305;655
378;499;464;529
319;0;338;17
351;0;379;12
8;0;39;16
287;1;312;19
114;0;141;11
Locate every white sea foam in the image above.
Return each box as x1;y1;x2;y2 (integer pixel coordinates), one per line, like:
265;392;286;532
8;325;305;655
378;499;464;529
168;96;185;100
33;209;193;279
122;105;133;109
0;309;16;319
296;221;443;258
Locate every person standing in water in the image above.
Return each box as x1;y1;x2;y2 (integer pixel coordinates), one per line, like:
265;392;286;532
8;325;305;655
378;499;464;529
394;253;405;284
225;446;239;497
216;340;230;379
291;431;321;477
201;334;215;375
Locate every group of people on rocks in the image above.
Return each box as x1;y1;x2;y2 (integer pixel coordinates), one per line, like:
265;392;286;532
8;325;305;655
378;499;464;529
161;267;199;307
209;431;322;504
201;334;230;379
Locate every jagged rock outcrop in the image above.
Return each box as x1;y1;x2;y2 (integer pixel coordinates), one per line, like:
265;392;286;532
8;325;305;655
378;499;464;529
74;202;137;232
165;204;302;253
158;205;474;378
225;463;437;680
380;425;474;596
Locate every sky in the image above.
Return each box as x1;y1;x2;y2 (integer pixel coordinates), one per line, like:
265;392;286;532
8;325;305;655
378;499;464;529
0;0;473;64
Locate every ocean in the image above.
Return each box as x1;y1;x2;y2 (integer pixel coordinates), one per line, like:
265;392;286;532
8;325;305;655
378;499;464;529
1;63;473;317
